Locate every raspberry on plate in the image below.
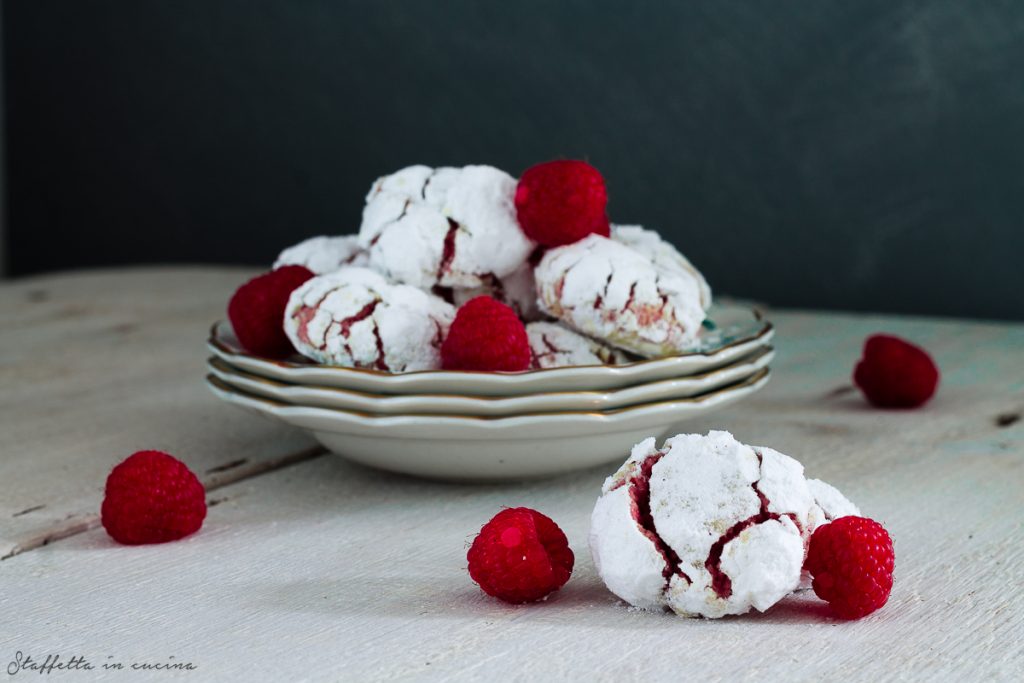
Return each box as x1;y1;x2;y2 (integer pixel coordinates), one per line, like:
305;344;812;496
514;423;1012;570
514;159;609;247
228;265;315;358
805;515;895;619
854;334;940;408
101;451;207;545
441;296;531;372
467;507;575;604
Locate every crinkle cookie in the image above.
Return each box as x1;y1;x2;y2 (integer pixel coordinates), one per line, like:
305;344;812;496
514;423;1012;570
358;165;535;290
273;235;368;274
611;224;712;309
449;260;542;322
526;322;628;369
284;267;455;372
590;431;857;618
535;235;708;357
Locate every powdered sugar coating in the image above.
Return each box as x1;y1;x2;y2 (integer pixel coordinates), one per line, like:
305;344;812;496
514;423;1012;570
283;267;455;372
590;431;817;618
611;224;712;309
273;235;368;274
451;260;542;322
535;235;708;357
806;478;862;532
590;485;668;612
359;165;535;289
526;322;628;369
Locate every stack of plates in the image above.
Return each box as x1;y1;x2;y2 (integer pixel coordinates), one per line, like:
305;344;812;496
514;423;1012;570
206;303;774;480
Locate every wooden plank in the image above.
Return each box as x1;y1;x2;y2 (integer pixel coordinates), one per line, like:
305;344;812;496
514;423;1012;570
0;430;1019;681
0;267;320;559
1;275;1022;679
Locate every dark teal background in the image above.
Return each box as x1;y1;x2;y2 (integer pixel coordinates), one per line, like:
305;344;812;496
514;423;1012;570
4;1;1023;319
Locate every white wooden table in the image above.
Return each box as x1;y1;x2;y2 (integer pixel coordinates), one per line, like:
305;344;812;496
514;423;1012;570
1;268;1022;682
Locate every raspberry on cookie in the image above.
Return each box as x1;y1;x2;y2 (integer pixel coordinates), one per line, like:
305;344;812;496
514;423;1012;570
514;159;609;247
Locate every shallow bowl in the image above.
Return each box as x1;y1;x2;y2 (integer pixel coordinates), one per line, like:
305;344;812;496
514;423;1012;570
208;303;773;396
205;368;770;480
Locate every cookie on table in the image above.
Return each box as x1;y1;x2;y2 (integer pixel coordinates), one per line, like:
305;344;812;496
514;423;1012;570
590;431;817;618
535;235;708;357
359;165;535;290
284;267;455;372
526;321;628;369
274;235;368;274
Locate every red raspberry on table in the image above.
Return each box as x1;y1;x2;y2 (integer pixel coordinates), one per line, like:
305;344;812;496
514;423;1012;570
101;451;207;545
441;296;531;371
467;507;575;604
228;265;314;358
853;334;939;408
805;515;895;619
515;160;609;247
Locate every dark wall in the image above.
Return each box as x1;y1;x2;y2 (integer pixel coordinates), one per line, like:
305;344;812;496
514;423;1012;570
5;1;1024;319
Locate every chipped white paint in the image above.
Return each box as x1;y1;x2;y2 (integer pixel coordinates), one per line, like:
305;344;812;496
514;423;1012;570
1;268;1023;681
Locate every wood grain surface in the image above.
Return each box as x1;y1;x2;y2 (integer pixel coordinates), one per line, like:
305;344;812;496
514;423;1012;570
1;268;1022;682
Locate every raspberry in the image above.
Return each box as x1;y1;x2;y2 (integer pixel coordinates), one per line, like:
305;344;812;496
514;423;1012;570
228;265;314;358
441;296;531;371
101;451;207;545
515;160;609;247
805;516;895;619
853;334;939;408
467;507;574;604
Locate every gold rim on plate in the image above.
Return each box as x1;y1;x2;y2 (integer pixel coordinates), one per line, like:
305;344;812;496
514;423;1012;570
206;308;771;378
207;346;774;402
205;367;771;422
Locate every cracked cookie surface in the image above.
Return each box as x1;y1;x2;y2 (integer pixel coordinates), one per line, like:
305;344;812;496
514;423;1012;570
526;322;628;369
535;235;708;357
274;235;368;274
611;224;712;309
591;431;833;618
358;165;535;290
283;267;455;372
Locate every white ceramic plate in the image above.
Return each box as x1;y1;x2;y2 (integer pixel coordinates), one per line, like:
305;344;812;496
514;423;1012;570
206;346;773;416
208;302;773;396
205;368;770;480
